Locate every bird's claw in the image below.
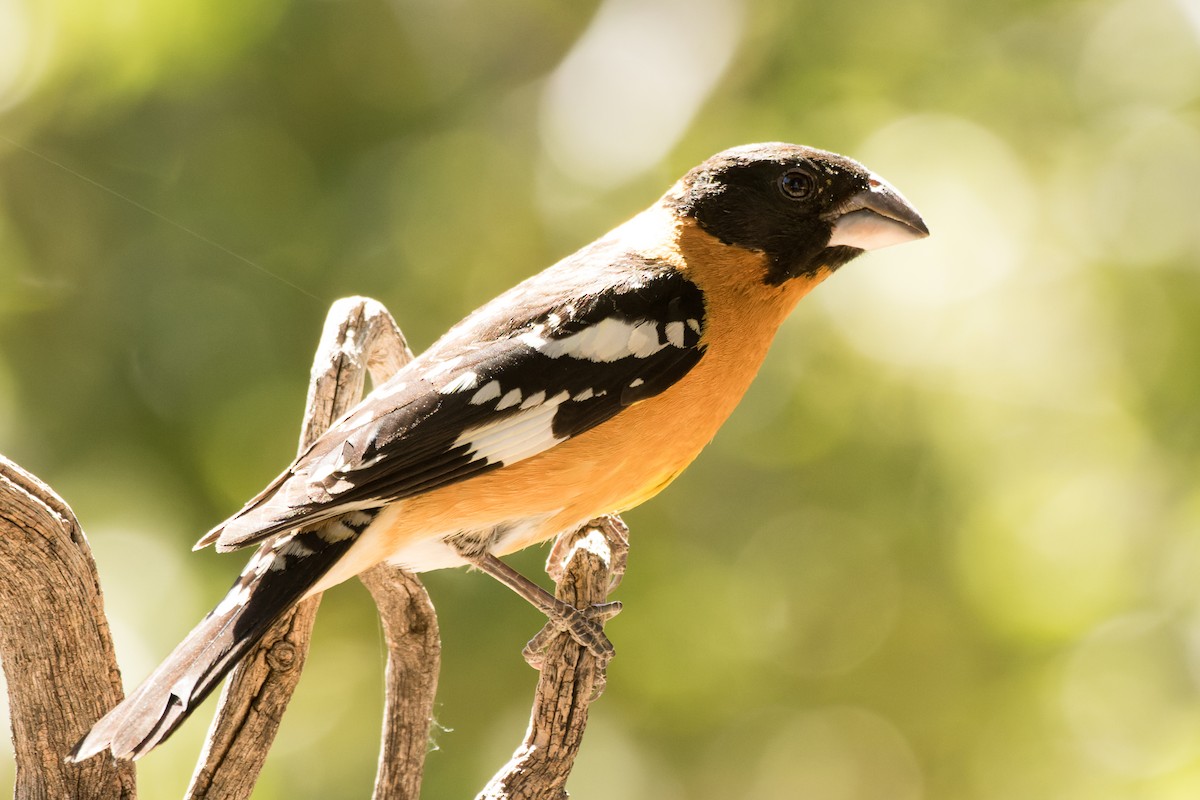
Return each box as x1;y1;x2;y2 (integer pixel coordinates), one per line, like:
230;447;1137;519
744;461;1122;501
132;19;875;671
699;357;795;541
522;600;623;670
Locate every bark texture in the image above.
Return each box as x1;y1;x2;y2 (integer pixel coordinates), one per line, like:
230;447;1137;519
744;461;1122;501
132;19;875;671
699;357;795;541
0;455;137;800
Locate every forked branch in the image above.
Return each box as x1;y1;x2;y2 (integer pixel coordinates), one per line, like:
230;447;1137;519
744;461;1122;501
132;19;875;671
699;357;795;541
186;297;439;800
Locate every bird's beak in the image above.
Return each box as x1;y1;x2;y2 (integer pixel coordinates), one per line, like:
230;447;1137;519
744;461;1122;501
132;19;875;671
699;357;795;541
826;174;930;251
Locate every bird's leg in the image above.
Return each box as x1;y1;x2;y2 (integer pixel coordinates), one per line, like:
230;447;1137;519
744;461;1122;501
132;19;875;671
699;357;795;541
524;517;628;670
461;551;621;666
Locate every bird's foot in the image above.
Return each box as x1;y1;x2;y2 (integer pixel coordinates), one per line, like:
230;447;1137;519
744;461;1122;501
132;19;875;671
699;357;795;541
522;600;622;669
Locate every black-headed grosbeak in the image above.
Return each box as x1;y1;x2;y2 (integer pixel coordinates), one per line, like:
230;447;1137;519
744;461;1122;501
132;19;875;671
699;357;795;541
71;142;928;761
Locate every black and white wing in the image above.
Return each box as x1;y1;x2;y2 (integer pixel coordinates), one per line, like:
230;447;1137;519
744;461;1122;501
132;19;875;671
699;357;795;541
202;255;707;551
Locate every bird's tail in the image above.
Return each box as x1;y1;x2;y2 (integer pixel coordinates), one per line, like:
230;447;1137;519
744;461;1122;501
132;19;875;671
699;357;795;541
69;514;372;762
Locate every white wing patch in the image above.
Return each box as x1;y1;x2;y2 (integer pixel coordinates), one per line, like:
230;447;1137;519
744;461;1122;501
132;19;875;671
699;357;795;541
439;370;480;394
453;397;571;467
496;388;523;410
625;322;660;358
470;380;502;405
527;317;669;363
274;535;315;559
664;321;686;348
519;390;546;410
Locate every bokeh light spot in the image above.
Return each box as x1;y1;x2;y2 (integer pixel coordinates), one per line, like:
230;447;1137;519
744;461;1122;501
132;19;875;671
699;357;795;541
956;468;1147;642
539;0;742;190
1077;0;1200;112
1061;613;1200;776
0;0;45;111
818;114;1034;367
1086;112;1200;268
750;707;923;800
736;510;901;677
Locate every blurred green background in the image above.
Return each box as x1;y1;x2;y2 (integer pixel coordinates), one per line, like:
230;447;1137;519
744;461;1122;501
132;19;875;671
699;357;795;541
2;0;1199;797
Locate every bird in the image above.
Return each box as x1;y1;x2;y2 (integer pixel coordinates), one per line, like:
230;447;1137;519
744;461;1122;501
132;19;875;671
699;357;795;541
69;142;928;762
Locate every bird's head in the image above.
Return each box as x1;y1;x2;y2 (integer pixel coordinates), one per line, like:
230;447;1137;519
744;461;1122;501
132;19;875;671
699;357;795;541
669;142;929;285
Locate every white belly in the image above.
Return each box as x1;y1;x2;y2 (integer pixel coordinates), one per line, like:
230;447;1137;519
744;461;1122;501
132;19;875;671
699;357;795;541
303;505;561;596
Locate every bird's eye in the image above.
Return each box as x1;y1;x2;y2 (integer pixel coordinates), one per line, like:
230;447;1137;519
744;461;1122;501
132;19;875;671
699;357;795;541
778;169;816;200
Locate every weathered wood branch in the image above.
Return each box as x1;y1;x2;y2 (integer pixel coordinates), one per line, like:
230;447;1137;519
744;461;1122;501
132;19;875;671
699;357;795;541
0;455;137;800
478;516;628;800
358;565;440;800
187;297;440;800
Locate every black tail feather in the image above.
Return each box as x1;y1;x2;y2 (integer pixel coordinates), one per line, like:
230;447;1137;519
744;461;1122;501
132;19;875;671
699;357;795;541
68;516;370;762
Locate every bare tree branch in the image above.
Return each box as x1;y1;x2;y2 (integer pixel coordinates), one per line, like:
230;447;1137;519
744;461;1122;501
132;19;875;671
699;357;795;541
0;455;137;800
358;565;440;800
186;297;439;799
478;516;629;800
